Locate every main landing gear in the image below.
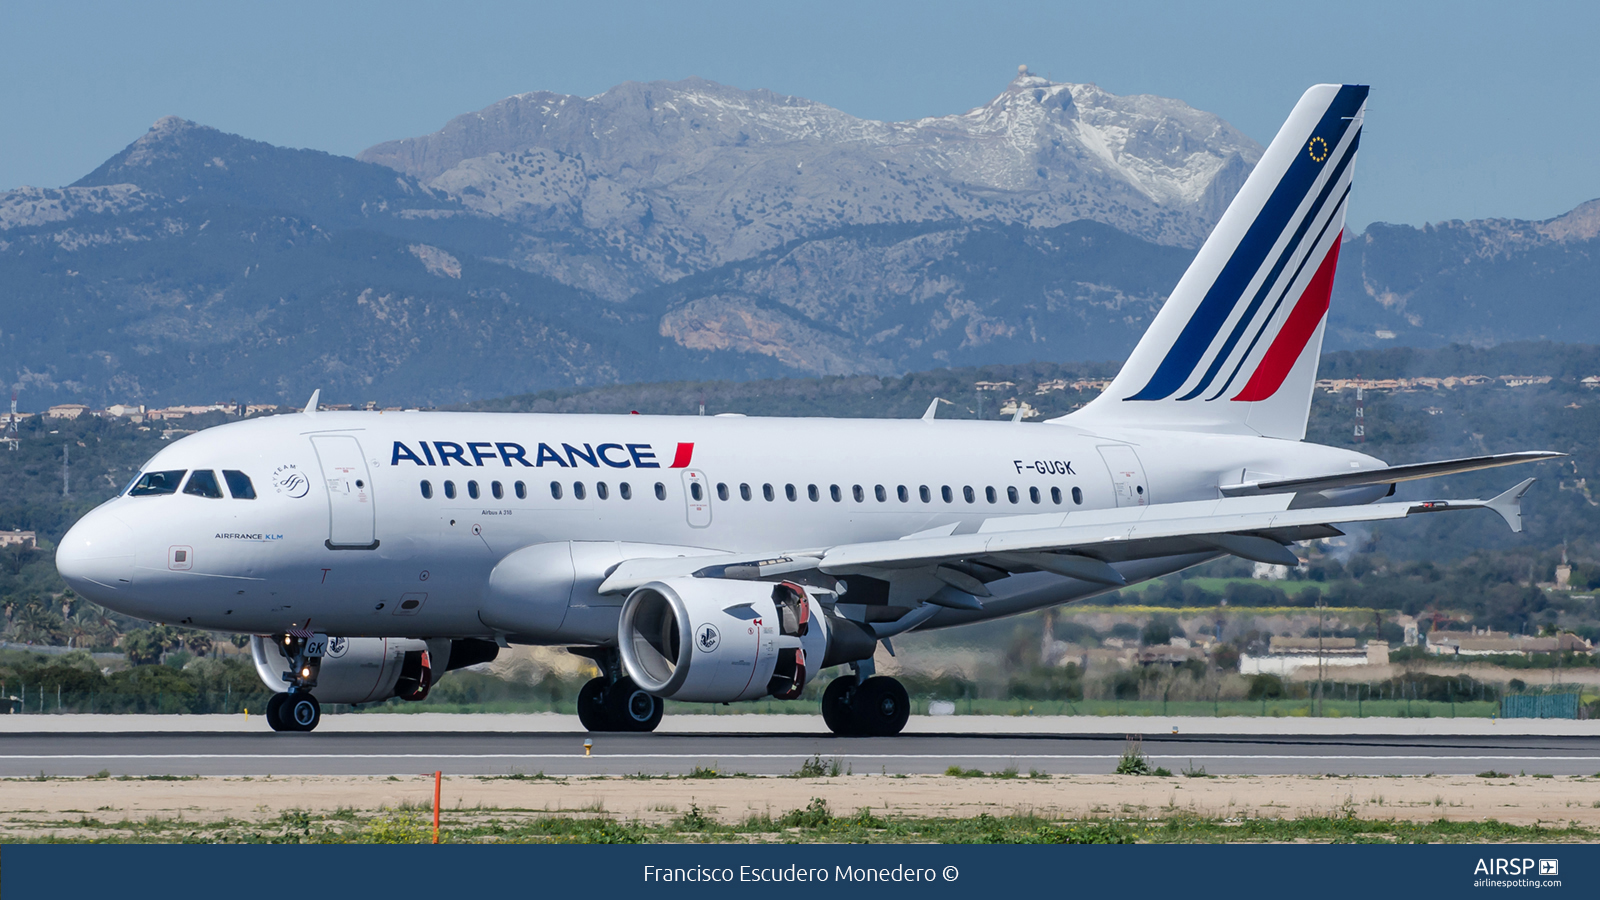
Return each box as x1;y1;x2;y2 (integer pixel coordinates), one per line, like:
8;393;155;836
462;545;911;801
822;662;909;737
573;648;663;733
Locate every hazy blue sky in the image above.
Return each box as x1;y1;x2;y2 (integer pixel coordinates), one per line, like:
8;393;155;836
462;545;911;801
3;0;1595;232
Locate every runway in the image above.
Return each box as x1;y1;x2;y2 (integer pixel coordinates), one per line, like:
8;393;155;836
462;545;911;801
3;731;1598;777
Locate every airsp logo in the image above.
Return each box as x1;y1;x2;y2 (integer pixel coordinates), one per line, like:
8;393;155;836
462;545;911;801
326;637;348;659
696;624;720;653
272;464;310;499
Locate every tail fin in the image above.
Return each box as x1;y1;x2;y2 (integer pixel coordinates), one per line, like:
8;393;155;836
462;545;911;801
1065;84;1368;440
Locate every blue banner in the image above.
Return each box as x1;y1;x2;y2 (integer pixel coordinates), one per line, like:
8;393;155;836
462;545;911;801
2;844;1591;898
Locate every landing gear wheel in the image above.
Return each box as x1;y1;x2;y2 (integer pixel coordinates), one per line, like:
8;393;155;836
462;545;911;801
822;676;859;736
605;679;663;733
266;692;290;732
853;676;910;737
285;693;321;732
577;676;612;732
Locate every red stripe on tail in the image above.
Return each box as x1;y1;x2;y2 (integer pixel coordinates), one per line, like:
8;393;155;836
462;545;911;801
1231;234;1342;402
669;442;695;468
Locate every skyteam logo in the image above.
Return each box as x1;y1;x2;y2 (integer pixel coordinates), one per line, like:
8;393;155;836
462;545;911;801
390;440;695;469
1126;84;1367;405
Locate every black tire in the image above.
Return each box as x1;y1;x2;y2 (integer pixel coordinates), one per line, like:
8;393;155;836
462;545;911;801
577;676;613;732
821;676;858;736
605;679;664;733
854;676;910;736
266;693;289;732
285;693;321;732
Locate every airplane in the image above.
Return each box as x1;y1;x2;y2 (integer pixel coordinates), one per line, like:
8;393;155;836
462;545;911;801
55;83;1561;735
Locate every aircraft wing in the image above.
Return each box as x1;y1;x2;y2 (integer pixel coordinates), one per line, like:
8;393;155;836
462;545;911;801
598;478;1536;596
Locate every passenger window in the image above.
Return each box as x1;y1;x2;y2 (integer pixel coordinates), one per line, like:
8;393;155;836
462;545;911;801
1029;486;1041;504
763;484;775;501
740;483;752;501
942;486;953;503
1072;486;1084;505
919;485;931;503
183;470;224;498
574;482;587;500
716;483;729;501
655;482;666;500
420;480;433;499
896;485;909;503
874;485;886;502
550;481;562;500
785;484;797;501
491;481;504;500
986;487;997;504
1006;486;1019;504
597;482;610;500
690;482;703;501
808;484;819;502
467;481;480;500
445;481;457;500
1051;486;1062;505
620;482;632;500
515;481;527;500
963;486;975;504
222;470;256;499
129;470;186;496
852;485;864;502
830;485;841;502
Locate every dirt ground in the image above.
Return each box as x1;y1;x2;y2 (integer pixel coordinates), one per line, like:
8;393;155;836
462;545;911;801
4;772;1599;838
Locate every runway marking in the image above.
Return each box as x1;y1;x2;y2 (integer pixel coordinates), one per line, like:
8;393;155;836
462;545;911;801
4;753;1599;762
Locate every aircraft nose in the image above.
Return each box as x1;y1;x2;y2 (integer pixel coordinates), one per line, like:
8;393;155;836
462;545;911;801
56;510;136;596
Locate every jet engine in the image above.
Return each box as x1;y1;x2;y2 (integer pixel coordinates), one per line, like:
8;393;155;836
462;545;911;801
617;578;871;703
250;636;498;704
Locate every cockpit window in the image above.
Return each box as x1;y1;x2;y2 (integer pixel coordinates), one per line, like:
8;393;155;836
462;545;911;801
128;470;186;496
223;470;256;499
182;470;224;498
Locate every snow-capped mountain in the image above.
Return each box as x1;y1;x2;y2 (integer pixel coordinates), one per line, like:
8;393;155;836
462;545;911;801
359;72;1261;299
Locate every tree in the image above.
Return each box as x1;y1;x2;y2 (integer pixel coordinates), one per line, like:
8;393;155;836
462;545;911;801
121;626;179;665
182;631;215;658
12;600;65;645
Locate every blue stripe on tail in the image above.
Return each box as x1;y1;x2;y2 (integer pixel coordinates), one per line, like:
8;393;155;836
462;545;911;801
1126;84;1368;402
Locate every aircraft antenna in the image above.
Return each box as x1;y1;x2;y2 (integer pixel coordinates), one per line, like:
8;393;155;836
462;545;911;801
1353;379;1365;443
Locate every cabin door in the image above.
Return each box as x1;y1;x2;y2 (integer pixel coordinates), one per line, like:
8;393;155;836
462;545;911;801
312;434;378;548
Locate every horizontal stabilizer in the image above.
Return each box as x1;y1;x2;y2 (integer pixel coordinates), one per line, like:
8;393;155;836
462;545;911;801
1219;451;1563;497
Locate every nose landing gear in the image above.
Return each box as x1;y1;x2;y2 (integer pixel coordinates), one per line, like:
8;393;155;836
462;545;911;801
266;633;324;733
267;691;322;732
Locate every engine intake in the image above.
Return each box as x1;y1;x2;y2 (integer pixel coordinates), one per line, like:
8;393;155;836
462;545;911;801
618;578;831;703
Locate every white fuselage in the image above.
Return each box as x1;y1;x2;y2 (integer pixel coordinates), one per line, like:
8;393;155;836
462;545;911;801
56;410;1384;642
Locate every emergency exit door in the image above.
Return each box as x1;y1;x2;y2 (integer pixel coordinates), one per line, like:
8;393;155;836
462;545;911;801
312;434;378;549
681;469;711;527
1097;444;1149;508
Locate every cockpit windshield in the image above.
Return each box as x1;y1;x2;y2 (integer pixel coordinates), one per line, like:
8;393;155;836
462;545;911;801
182;470;224;498
223;470;256;499
127;470;186;496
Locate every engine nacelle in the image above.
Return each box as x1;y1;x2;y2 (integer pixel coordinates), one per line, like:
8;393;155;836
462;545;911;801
617;578;832;702
250;636;499;704
483;541;724;644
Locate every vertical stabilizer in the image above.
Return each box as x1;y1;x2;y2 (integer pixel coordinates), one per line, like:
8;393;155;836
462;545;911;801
1062;84;1367;440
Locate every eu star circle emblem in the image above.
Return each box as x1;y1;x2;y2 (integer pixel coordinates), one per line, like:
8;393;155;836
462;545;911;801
1308;136;1330;163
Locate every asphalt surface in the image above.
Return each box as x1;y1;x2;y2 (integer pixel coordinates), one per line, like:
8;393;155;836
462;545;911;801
3;731;1598;777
